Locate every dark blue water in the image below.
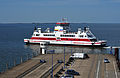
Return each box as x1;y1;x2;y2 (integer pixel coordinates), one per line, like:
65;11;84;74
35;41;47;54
0;23;120;72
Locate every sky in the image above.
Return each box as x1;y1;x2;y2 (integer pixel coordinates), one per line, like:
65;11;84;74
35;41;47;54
0;0;120;23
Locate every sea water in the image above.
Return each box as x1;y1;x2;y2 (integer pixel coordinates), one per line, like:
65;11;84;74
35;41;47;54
0;23;120;72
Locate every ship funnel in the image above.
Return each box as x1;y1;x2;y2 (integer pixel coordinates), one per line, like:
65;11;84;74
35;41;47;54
38;28;41;33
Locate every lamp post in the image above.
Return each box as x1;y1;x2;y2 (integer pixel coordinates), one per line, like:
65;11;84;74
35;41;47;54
70;47;73;69
48;50;55;78
71;47;72;56
64;46;65;68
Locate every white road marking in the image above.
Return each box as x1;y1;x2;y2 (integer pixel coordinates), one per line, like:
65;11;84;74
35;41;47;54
113;61;118;78
106;71;108;78
23;63;46;77
96;61;100;78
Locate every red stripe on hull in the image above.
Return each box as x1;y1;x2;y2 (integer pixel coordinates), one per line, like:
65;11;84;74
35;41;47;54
31;37;56;40
61;38;90;41
56;23;69;24
31;37;91;42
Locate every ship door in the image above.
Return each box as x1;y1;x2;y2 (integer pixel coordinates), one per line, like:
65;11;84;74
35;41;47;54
56;33;61;41
56;37;61;41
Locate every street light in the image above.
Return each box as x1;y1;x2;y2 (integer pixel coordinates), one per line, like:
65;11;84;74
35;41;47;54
71;47;72;56
48;50;55;78
64;46;65;68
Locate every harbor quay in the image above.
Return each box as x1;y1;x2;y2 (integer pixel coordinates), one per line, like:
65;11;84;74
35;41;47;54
0;53;70;78
0;52;120;78
50;54;120;78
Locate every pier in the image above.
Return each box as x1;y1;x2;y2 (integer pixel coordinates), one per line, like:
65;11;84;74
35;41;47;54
0;53;120;78
0;44;120;78
0;53;70;78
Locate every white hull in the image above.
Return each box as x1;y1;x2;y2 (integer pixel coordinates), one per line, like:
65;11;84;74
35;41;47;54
24;39;106;46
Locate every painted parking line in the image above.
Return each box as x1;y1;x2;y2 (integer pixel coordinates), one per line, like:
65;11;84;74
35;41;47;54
96;61;100;78
113;61;118;78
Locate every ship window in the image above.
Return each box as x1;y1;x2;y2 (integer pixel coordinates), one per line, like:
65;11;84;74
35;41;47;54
36;34;40;36
90;39;97;42
60;35;75;37
79;35;83;37
88;35;93;37
44;34;55;36
57;37;60;40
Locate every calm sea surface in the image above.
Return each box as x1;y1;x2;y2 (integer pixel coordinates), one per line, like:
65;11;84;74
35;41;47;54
0;23;120;72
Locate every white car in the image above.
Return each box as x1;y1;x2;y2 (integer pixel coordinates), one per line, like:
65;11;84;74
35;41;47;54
61;74;74;78
70;53;88;59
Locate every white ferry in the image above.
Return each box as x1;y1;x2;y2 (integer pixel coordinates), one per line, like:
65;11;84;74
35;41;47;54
24;19;106;47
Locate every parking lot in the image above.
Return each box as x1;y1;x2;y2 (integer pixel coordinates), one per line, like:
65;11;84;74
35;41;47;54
52;54;120;78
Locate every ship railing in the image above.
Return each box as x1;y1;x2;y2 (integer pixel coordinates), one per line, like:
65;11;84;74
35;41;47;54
65;32;78;34
98;40;107;42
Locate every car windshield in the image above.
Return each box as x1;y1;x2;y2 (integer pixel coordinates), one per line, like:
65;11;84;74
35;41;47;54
104;59;108;60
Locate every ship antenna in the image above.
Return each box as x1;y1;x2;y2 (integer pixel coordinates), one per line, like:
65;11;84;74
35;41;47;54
62;18;67;23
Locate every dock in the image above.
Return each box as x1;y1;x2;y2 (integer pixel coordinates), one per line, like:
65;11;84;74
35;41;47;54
0;53;70;78
0;54;120;78
48;54;120;78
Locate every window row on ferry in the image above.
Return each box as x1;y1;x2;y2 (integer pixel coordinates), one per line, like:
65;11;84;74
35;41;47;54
60;35;75;37
43;34;55;36
33;34;40;36
79;35;93;38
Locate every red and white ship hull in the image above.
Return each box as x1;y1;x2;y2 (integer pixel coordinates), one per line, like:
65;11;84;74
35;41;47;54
24;38;106;46
24;19;107;47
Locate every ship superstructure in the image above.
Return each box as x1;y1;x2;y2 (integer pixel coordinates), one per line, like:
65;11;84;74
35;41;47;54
24;19;106;46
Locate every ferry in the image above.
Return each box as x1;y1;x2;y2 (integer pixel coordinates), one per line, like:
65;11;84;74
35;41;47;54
24;19;106;47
